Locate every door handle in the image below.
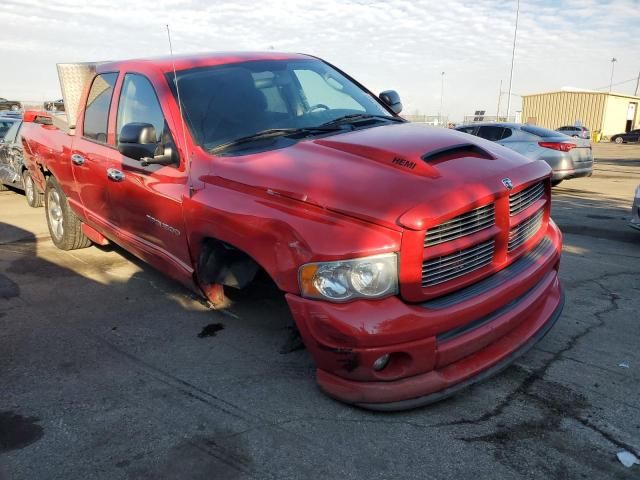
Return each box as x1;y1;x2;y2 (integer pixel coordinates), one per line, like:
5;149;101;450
106;168;125;182
71;154;85;166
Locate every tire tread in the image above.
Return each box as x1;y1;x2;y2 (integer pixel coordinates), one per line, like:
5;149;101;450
23;171;43;208
45;176;91;250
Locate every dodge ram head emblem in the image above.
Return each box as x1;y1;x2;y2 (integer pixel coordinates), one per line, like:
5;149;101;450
502;178;514;190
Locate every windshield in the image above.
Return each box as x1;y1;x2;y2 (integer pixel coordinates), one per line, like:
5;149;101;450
168;59;394;151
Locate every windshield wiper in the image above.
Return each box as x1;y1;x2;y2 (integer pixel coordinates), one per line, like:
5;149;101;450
210;126;342;154
319;113;405;128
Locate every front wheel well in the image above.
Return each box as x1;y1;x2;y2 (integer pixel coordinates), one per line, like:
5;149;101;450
197;237;262;291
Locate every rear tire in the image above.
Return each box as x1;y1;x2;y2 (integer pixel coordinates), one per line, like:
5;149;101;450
23;171;43;208
45;176;91;250
614;137;623;144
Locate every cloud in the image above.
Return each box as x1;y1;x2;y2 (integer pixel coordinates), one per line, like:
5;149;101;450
0;0;637;121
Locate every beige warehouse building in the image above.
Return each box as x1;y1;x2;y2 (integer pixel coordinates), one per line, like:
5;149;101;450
522;90;640;138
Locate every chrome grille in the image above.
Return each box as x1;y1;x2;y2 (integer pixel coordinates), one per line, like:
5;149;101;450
422;240;495;287
509;182;544;216
425;204;495;247
508;209;544;251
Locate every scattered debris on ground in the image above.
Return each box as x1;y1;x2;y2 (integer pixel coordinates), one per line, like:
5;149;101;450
616;450;639;468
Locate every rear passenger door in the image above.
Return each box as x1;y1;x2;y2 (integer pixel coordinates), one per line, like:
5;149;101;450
71;72;120;227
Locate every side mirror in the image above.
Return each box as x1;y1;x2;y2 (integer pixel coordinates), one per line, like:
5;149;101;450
118;122;176;166
118;122;158;161
379;90;402;114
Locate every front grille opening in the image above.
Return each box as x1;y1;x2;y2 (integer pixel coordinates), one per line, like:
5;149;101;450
425;204;495;247
509;181;545;216
508;209;544;251
422;240;495;287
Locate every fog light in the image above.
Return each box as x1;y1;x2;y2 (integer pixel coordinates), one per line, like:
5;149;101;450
373;354;390;371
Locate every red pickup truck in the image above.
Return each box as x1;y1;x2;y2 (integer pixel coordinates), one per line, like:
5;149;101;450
21;52;564;410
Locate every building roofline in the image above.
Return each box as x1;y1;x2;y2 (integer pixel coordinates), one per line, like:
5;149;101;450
522;90;640;101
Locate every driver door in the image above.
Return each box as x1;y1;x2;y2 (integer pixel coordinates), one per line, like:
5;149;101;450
108;72;193;283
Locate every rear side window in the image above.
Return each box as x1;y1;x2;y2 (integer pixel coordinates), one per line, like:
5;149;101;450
521;125;561;138
456;126;476;135
83;73;118;143
477;125;508;141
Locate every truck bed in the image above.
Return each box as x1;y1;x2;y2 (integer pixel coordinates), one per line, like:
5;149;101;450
21;112;75;197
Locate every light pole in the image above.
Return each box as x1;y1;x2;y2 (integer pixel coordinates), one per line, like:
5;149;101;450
439;72;445;126
609;57;617;92
496;79;503;121
506;0;520;121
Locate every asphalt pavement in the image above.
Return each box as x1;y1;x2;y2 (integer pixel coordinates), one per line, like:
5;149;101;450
1;144;639;479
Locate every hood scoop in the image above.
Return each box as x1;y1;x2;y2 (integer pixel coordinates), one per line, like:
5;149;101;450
313;125;497;179
421;143;495;164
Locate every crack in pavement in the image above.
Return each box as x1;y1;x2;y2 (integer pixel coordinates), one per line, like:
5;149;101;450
430;274;639;458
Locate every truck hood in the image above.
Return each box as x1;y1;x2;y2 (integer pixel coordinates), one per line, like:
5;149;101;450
207;122;551;231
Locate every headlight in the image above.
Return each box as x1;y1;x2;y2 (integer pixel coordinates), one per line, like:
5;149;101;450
299;253;398;302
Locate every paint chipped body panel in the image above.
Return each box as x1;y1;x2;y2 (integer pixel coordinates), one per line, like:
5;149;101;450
20;52;564;409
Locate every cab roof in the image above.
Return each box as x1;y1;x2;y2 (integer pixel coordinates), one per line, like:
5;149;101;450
97;51;313;74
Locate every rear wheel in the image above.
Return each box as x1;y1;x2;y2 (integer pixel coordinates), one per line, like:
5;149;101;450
45;176;91;250
23;171;43;208
614;137;623;144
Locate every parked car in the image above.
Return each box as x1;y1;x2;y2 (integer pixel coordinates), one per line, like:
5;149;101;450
611;129;640;144
630;185;640;231
44;99;65;112
0;116;44;206
456;122;593;185
0;97;22;111
21;52;564;410
0;117;15;139
556;125;590;139
0;110;22;119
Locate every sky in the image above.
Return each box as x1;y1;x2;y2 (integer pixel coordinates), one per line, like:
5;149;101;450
0;0;639;121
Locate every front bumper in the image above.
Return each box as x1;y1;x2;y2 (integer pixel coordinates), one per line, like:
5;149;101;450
286;222;563;410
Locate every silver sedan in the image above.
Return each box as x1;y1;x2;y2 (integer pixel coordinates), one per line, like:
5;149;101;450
456;122;593;186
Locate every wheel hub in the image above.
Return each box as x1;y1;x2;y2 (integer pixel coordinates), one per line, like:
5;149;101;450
47;190;64;240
